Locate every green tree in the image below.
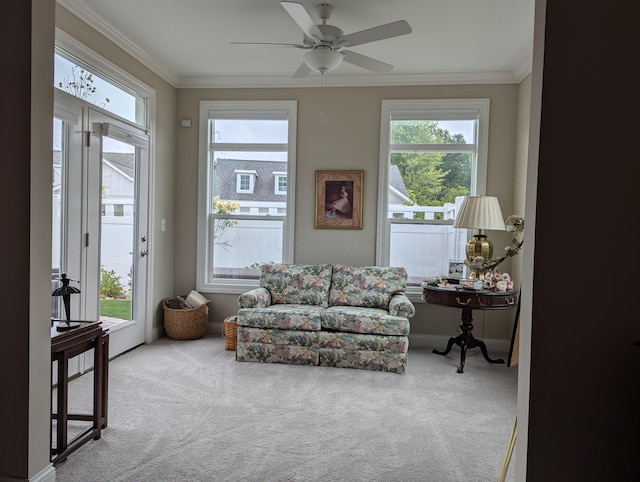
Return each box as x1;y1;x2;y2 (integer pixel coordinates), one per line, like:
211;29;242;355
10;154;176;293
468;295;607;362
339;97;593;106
100;266;124;299
390;121;471;208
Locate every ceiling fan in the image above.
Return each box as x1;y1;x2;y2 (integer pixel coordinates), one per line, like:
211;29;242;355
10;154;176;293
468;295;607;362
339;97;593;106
231;2;412;78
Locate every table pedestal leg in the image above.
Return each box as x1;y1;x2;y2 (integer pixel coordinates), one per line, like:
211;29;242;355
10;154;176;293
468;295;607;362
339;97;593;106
432;307;505;373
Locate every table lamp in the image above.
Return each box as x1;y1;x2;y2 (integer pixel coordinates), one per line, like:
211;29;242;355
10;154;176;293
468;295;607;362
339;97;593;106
52;273;81;331
453;195;505;262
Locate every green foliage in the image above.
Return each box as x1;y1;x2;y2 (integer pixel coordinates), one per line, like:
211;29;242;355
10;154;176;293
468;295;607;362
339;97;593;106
390;120;471;207
58;66;110;106
100;266;124;299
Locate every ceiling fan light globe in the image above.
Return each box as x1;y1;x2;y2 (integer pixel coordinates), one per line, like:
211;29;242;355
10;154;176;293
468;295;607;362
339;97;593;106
303;48;343;73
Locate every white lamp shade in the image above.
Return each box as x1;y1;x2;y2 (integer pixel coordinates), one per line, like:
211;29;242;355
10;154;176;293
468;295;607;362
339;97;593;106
453;195;505;230
304;48;343;73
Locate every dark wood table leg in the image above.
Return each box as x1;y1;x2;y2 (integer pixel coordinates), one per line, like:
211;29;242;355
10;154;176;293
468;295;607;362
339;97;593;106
432;307;505;373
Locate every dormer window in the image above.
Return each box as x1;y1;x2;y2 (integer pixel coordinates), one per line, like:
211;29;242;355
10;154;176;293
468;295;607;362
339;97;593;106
235;169;257;193
274;172;287;195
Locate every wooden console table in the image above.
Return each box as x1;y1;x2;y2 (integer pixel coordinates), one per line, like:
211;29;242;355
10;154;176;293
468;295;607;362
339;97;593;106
51;321;109;464
422;284;519;373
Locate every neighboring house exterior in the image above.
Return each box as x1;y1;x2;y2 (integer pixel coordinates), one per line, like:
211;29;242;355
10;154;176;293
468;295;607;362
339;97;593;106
211;158;410;209
388;164;413;206
212;158;287;213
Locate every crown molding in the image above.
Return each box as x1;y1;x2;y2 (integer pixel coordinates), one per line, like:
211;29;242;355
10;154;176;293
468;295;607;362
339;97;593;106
514;56;533;82
178;71;520;89
57;0;180;87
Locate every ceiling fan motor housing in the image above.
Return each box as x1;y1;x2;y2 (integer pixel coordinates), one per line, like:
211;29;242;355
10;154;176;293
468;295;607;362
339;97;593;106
317;24;343;43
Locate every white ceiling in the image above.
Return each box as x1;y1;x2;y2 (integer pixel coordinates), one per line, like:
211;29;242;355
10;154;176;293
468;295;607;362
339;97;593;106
57;0;535;88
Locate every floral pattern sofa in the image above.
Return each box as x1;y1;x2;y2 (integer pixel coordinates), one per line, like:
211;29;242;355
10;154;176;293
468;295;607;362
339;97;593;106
235;264;415;374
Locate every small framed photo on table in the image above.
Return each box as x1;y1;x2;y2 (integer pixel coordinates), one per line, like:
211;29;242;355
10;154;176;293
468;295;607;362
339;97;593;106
315;170;363;229
448;260;465;279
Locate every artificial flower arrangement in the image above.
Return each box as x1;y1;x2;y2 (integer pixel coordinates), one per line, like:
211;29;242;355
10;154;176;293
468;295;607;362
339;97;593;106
464;215;524;291
423;215;524;292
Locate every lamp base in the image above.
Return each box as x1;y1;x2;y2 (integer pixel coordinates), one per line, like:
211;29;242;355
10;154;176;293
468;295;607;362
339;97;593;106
466;234;494;262
56;321;81;332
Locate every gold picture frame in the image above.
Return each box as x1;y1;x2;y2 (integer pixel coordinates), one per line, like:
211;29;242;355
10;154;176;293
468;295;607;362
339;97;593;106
315;170;363;229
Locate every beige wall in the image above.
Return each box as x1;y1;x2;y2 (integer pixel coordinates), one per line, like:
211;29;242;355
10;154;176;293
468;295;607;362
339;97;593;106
56;5;178;336
177;83;522;342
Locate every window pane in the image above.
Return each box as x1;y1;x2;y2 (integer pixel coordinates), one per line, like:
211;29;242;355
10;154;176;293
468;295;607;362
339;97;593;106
210;217;283;279
389;151;472;217
213;158;287;213
389;222;468;285
213;119;288;144
52;118;64;319
391;120;474;145
54;53;140;124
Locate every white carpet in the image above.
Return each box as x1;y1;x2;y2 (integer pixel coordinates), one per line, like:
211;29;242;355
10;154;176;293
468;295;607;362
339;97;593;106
54;328;517;481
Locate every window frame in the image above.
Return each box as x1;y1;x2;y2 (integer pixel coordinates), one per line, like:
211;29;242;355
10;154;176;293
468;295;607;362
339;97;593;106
274;172;287;195
196;100;297;294
376;99;490;300
235;170;257;194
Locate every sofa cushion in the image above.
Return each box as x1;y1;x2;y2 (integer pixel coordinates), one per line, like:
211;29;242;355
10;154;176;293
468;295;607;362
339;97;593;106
237;304;324;331
260;263;333;307
322;306;410;336
329;265;407;310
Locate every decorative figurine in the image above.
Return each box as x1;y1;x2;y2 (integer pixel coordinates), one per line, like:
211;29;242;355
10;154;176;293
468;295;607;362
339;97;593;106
52;273;81;331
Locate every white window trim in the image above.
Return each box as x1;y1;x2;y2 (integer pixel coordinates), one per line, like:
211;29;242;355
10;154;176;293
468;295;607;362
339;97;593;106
376;98;490;300
196;100;297;294
274;171;287;195
234;170;257;193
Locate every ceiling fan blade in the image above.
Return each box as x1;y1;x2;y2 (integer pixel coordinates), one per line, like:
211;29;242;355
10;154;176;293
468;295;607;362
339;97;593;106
292;62;312;78
281;2;323;41
338;20;412;48
230;41;309;49
341;50;393;73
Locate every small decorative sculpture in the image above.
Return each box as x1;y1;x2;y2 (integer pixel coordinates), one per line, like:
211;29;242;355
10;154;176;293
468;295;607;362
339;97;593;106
52;274;81;331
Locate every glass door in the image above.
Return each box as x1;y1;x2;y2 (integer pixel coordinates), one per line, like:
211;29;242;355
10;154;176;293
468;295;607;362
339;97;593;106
86;108;149;356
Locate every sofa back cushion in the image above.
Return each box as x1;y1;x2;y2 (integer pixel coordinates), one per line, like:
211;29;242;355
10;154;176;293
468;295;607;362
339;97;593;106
260;264;333;307
329;265;408;310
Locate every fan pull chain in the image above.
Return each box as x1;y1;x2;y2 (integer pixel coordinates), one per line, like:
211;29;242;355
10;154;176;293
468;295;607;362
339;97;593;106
320;71;328;124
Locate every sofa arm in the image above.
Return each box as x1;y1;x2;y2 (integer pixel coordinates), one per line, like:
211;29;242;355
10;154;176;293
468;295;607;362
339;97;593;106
237;287;272;308
389;292;415;318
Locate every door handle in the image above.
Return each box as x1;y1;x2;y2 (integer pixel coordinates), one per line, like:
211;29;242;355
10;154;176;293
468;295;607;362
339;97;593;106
141;250;148;257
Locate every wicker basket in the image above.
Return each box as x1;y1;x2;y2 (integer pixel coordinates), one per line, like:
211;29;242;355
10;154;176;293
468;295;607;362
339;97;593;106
163;298;210;340
223;316;238;351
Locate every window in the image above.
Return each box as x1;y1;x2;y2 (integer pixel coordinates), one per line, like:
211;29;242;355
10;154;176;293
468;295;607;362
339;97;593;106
274;172;287;195
376;99;490;297
197;100;297;293
55;31;148;127
235;170;257;193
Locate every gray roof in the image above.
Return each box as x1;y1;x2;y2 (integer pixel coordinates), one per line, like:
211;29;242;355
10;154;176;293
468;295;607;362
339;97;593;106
103;153;135;178
389;165;409;198
212;158;287;202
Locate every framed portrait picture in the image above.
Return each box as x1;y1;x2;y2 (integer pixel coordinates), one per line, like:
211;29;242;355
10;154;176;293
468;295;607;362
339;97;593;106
315;170;363;229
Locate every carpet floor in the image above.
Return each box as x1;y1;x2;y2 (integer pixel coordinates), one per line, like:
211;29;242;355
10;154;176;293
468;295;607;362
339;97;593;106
53;328;517;481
